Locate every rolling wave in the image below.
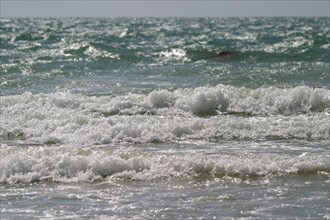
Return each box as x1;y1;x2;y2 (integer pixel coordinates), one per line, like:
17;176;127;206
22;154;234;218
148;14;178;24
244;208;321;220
1;144;329;184
1;85;329;145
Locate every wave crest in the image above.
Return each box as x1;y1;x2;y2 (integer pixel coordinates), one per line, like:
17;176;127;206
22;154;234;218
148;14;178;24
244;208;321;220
1;146;329;184
1;85;329;145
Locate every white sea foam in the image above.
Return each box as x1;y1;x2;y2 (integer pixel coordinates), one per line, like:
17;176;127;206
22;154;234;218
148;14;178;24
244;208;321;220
1;144;329;184
1;85;329;145
158;48;191;63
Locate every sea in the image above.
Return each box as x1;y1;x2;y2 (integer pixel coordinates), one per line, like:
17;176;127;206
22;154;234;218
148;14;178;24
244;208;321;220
0;17;329;219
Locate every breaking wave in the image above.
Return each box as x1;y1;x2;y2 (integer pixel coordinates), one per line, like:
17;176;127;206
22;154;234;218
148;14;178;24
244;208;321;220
1;85;329;145
1;145;329;184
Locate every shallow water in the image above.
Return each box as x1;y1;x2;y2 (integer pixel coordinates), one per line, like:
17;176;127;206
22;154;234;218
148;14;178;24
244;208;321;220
1;17;329;219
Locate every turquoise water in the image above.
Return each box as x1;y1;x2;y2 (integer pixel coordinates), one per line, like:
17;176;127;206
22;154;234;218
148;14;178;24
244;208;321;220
1;17;329;219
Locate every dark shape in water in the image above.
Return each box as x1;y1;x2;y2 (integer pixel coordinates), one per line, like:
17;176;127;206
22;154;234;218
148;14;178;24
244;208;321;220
211;51;239;60
193;51;239;62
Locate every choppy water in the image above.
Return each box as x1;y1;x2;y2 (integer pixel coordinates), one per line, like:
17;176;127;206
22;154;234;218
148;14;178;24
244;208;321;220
1;17;329;219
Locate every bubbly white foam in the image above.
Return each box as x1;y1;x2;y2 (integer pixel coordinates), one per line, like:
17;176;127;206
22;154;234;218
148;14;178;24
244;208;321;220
1;144;329;184
1;85;329;145
158;48;191;63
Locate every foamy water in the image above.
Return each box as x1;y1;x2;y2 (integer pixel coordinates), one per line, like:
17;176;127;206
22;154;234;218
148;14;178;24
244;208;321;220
1;17;329;219
1;85;329;145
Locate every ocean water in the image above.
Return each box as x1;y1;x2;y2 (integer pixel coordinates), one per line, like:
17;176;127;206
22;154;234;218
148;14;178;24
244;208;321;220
0;17;329;219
